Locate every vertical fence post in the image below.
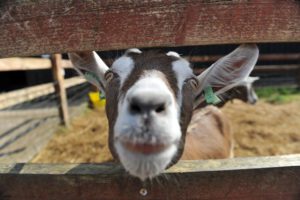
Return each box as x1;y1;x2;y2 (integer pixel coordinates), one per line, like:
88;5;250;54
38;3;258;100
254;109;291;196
50;54;70;128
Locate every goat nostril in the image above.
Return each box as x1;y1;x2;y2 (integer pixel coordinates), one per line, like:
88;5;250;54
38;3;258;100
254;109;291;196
155;104;165;113
129;96;167;114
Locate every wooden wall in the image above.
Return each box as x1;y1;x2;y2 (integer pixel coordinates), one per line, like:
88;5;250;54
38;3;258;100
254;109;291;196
0;0;299;58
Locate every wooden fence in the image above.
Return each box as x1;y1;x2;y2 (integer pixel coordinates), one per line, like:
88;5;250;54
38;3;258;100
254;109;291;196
1;1;299;57
0;0;300;199
0;55;84;127
0;155;299;200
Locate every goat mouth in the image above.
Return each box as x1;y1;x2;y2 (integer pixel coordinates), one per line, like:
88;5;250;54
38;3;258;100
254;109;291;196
121;141;171;155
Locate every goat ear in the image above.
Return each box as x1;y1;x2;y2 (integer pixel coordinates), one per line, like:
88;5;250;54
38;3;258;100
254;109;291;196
194;44;259;108
68;51;109;95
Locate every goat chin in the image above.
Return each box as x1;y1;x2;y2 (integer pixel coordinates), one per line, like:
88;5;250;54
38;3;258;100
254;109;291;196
114;141;177;181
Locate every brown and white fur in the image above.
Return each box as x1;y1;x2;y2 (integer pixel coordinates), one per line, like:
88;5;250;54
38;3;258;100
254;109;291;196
69;44;259;180
182;106;232;160
195;76;259;109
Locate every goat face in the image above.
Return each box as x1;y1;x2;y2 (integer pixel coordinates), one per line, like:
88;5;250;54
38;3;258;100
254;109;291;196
106;50;195;180
69;44;259;180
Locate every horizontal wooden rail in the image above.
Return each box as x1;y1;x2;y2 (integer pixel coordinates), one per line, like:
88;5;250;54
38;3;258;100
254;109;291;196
189;53;300;63
193;64;300;75
0;57;72;71
0;53;298;71
0;154;299;200
0;108;58;119
0;0;299;58
0;77;85;109
253;65;300;73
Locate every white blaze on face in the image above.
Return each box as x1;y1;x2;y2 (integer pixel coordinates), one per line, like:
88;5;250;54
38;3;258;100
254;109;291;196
111;56;135;86
113;70;181;180
111;48;142;86
171;58;194;109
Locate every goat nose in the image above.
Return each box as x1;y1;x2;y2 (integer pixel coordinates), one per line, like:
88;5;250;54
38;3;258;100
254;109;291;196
129;95;168;115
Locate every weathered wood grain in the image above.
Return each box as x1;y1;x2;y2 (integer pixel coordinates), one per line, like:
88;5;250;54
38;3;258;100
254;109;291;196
0;155;299;200
0;0;299;58
0;109;58;119
51;54;70;127
0;77;85;109
193;64;300;75
189;53;300;63
0;57;72;71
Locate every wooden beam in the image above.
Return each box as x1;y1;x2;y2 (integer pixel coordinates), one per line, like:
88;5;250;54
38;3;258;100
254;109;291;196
0;77;85;109
0;57;72;71
253;65;300;73
0;0;299;58
188;53;300;63
0;155;299;200
50;54;70;128
0;53;297;72
0;109;58;119
193;64;300;75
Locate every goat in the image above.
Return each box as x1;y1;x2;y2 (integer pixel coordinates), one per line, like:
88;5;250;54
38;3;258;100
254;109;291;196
194;76;259;108
69;44;259;180
183;76;259;160
181;106;233;160
223;76;259;105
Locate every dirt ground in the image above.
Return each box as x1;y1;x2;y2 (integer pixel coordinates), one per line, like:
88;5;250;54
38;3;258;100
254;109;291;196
31;100;300;163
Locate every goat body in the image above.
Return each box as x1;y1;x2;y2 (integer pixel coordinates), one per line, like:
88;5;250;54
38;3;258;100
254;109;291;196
182;106;232;160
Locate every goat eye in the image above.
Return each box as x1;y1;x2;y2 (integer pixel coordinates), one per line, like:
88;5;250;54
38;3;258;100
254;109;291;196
189;78;199;90
104;71;114;82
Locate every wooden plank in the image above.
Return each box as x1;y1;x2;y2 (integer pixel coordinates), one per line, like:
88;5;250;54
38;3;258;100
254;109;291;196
0;57;72;71
253;65;300;73
1;53;296;72
0;0;299;58
194;64;300;75
50;54;70;128
0;106;86;119
189;53;300;63
0;109;58;118
0;155;299;200
0;77;85;109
